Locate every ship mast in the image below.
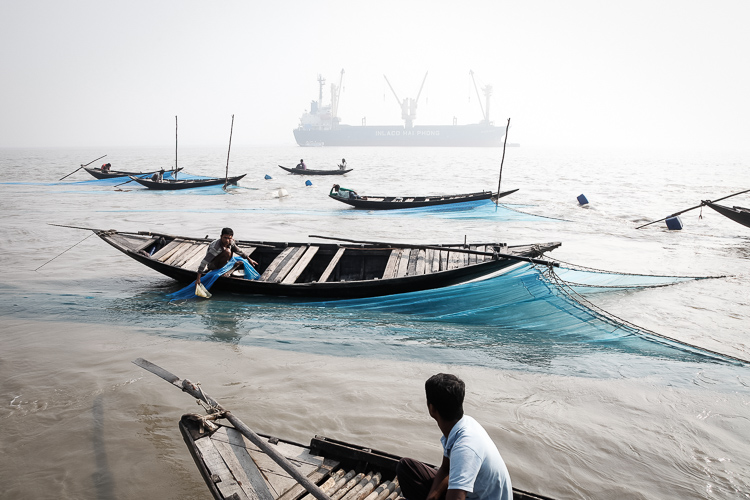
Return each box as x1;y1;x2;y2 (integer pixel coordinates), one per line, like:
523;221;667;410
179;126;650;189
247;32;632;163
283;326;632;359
331;69;344;126
470;70;493;125
383;71;428;129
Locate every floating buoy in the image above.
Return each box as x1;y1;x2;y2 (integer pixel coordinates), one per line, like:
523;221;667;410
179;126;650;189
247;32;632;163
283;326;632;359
577;194;589;206
264;174;272;180
305;179;313;186
665;216;683;230
275;188;289;198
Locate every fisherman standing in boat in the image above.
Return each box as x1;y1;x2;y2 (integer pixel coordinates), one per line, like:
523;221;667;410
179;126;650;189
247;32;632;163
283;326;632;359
397;374;513;500
196;228;258;285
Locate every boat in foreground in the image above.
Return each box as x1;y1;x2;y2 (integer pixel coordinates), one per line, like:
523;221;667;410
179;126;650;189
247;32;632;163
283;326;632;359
135;358;557;500
279;165;353;175
127;174;247;190
328;188;519;210
703;201;750;229
84;166;180;179
95;229;560;298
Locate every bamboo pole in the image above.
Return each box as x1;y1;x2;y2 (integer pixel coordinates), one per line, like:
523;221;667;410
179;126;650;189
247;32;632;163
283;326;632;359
496;117;510;208
636;188;750;229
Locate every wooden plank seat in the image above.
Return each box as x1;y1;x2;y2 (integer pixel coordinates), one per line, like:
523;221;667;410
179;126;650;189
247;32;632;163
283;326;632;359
282;246;319;284
318;247;346;283
259;247;301;282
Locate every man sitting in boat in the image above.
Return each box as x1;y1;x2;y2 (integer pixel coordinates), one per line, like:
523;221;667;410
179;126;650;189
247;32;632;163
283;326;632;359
396;373;513;500
100;163;111;173
196;228;258;285
330;184;362;199
296;159;307;170
338;158;347;170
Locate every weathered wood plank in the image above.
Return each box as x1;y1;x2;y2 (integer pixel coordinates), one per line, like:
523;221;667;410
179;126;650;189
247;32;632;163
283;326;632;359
259;247;297;281
150;239;183;261
164;242;195;265
212;429;274;500
395;249;411;278
414;249;426;275
318;247;346;283
439;250;448;272
277;461;340;500
133;237;158;253
194;435;250;500
282;246;320;284
424;249;434;274
266;246;305;283
172;243;205;267
382;249;402;279
183;244;210;271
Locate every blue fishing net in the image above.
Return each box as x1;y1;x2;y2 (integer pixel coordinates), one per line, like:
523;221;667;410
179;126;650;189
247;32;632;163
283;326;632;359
168;256;259;301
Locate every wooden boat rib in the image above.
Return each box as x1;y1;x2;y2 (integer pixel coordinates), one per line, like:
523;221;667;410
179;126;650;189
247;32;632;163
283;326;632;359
128;174;247;190
328;189;519;210
95;229;560;298
279;165;353;175
84;166;182;179
179;414;555;500
703;201;750;229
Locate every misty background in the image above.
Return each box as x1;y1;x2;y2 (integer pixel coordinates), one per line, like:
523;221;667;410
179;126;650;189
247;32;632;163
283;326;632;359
1;0;748;151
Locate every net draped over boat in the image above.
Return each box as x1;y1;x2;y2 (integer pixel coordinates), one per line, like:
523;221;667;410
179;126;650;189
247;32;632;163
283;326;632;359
168;256;259;301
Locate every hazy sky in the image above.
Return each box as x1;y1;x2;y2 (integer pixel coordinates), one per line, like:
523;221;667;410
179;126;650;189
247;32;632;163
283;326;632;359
1;0;748;150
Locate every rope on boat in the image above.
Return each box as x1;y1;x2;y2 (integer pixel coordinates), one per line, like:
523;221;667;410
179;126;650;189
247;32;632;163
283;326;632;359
545;255;731;281
494;202;570;221
537;263;750;365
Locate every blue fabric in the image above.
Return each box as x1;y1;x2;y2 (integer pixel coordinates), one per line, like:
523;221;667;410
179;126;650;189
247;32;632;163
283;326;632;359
168;256;259;301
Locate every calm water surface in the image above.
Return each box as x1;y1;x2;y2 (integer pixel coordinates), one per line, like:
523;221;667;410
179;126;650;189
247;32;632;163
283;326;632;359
1;146;749;499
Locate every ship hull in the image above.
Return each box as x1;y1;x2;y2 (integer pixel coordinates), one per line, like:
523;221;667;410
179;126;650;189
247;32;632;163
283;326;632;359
294;123;506;147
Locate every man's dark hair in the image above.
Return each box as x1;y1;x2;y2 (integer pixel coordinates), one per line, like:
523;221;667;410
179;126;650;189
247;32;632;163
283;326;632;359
221;228;234;236
425;373;465;421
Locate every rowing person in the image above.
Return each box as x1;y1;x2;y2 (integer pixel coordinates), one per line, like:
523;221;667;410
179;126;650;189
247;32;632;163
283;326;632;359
196;228;258;285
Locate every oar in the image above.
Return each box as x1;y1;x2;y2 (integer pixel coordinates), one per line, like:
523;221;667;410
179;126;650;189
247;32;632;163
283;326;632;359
132;358;333;500
496;117;510;208
223;114;235;191
636;188;750;229
309;234;559;267
59;154;107;180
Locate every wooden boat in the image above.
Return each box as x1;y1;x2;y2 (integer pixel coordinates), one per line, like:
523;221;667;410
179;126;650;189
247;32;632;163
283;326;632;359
279;165;353;175
84;166;181;179
134;358;557;500
94;229;560;298
703;201;750;229
328;189;519;210
127;174;247;190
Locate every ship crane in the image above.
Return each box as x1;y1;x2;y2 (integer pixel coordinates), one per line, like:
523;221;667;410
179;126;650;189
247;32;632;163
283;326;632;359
470;70;493;126
383;71;428;129
331;69;345;126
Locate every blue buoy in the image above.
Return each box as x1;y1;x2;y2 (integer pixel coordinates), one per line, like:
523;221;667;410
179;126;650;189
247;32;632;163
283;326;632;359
264;174;272;180
305;179;313;186
665;216;683;230
577;194;589;206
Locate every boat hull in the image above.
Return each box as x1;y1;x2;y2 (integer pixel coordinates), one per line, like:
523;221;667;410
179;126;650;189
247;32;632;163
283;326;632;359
705;201;750;229
294;123;506;147
96;229;560;299
329;189;518;210
179;415;556;500
84;167;166;179
279;165;353;175
129;174;246;190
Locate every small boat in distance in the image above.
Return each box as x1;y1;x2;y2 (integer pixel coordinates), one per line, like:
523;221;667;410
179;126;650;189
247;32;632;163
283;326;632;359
84;166;181;179
135;358;558;500
328;187;518;210
279;165;353;175
703;201;750;229
128;174;246;190
91;228;559;298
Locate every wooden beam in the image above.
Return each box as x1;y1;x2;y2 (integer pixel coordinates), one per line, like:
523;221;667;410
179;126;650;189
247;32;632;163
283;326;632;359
318;247;346;283
151;239;184;261
282;246;319;284
260;247;299;282
382;249;402;279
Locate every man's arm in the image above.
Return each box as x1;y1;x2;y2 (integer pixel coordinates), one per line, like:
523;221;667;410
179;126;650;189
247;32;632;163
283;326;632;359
232;242;258;266
426;456;451;500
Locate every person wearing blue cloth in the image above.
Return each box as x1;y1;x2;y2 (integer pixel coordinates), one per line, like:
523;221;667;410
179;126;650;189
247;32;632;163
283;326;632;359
196;228;257;285
396;374;513;500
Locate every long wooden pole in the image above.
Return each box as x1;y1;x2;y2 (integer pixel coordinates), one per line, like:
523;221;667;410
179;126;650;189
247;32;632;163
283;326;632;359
174;116;178;180
59;154;107;180
132;358;333;500
496;118;510;208
224;114;234;189
308;234;559;267
636;188;750;229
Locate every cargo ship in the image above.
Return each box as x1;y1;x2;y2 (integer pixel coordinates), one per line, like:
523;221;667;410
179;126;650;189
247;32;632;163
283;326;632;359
293;70;508;147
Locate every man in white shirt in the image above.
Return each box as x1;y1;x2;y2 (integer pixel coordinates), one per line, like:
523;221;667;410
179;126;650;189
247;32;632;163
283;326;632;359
397;373;513;500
